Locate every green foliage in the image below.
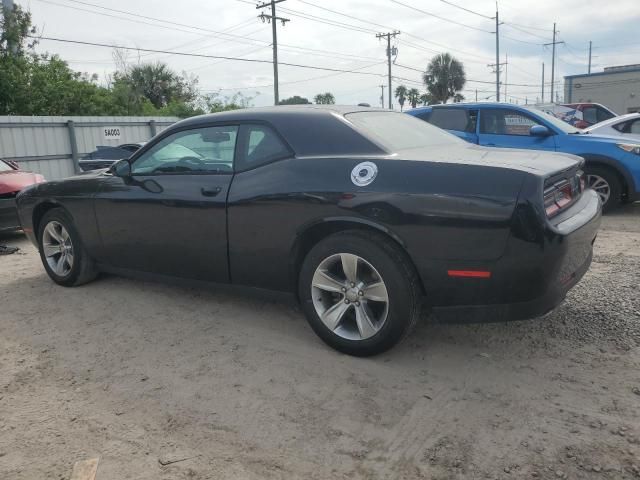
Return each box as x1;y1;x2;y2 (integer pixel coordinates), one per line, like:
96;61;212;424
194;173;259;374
314;92;335;105
394;85;408;111
279;95;311;105
423;53;466;104
0;3;252;118
406;88;420;109
419;93;433;106
201;92;255;113
1;2;36;56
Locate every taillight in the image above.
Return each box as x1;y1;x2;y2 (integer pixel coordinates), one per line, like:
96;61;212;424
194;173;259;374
544;187;560;217
577;170;586;192
544;180;575;218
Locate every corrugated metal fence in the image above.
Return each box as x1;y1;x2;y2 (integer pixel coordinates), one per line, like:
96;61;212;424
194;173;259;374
0;116;179;180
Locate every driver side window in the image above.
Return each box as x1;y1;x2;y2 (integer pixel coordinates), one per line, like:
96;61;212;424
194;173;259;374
131;125;238;175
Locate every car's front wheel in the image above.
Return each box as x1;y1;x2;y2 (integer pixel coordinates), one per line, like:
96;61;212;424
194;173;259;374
298;230;422;356
37;208;97;287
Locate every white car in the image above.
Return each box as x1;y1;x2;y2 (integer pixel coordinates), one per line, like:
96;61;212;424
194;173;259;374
584;113;640;141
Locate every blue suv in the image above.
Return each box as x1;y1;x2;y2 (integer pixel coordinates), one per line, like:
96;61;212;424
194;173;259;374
407;103;640;211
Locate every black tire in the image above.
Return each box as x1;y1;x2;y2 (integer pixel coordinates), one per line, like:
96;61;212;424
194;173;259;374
37;208;98;287
585;165;622;213
298;230;423;356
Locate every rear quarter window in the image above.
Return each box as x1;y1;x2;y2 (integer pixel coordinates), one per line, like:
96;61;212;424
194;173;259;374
429;108;477;133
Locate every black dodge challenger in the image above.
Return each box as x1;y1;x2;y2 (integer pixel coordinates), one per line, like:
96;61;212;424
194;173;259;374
16;106;601;356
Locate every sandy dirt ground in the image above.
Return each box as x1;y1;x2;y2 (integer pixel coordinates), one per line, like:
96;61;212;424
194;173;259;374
1;204;639;480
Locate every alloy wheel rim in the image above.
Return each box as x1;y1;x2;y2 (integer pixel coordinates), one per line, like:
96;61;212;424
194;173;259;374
42;221;74;277
587;174;611;205
311;253;389;341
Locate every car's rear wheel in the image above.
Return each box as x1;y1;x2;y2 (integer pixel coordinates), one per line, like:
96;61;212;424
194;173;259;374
585;166;622;212
37;208;97;287
298;230;422;356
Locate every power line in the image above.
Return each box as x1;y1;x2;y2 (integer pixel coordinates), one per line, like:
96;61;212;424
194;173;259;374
502;23;551;42
438;0;494;20
203;60;386;92
35;0;270;46
389;0;494;34
37;0;386;67
393;63;559;88
249;0;495;65
32;35;391;78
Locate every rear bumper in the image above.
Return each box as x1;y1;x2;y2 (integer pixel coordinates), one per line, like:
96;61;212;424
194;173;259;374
433;248;593;323
432;189;601;323
0;198;20;231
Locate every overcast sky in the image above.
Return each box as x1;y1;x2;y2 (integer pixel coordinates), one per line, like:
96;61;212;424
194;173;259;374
22;0;640;108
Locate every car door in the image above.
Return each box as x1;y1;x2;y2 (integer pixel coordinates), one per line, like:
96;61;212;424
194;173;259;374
93;124;238;282
420;108;479;143
478;108;557;151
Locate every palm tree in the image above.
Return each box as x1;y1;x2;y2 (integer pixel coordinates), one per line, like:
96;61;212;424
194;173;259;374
314;92;335;104
419;93;432;106
127;62;177;108
394;85;408;111
423;53;466;104
407;88;421;109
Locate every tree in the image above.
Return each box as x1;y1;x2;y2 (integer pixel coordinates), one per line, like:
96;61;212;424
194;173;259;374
0;2;211;118
423;53;466;104
1;2;36;56
279;95;311;105
419;93;432;106
314;92;335;104
394;85;407;111
201;92;255;113
407;88;421;109
116;62;198;109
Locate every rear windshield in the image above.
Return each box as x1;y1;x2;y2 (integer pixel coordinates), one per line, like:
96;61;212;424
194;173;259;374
345;111;463;152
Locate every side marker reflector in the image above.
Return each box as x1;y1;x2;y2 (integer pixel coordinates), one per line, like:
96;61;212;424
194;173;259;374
447;270;491;278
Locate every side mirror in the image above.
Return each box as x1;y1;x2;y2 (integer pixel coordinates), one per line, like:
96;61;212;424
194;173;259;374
112;159;132;177
530;125;551;137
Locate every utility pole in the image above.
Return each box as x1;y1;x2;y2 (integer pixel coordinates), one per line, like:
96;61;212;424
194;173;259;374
256;0;289;105
379;84;386;107
588;40;592;74
475;89;478;102
376;31;400;109
494;5;500;101
2;0;17;56
541;62;545;103
488;58;507;101
544;23;564;104
503;53;508;101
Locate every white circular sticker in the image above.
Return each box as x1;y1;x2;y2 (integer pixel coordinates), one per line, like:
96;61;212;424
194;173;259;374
351;162;378;186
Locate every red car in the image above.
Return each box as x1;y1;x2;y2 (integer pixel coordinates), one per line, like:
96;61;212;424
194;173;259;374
0;160;45;231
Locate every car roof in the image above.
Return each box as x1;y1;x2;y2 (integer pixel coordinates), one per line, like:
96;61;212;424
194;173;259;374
173;104;388;129
162;105;392;157
428;102;532;109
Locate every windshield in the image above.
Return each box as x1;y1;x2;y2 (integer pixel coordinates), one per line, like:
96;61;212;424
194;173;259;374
524;106;581;134
345;111;464;152
0;160;14;172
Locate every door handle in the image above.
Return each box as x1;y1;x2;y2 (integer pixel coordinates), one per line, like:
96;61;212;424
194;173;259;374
201;186;222;197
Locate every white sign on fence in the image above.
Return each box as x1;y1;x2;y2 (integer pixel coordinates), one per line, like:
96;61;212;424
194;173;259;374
103;126;122;140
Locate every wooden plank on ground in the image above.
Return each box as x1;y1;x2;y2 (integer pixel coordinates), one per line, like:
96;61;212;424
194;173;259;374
69;457;100;480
